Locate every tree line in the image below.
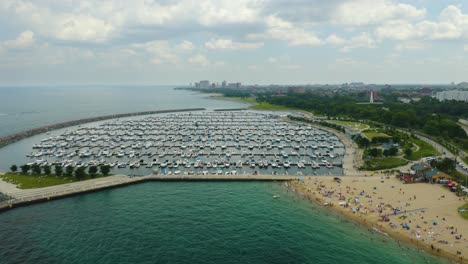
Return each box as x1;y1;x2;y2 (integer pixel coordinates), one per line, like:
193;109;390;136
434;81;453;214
9;164;111;180
256;93;468;150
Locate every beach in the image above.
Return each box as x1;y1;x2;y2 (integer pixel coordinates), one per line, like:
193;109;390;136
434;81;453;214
290;175;467;263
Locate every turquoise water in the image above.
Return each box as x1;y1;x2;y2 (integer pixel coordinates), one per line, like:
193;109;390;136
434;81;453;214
0;182;447;264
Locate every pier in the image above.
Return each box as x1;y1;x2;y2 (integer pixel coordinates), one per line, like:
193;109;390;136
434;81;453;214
0;174;301;213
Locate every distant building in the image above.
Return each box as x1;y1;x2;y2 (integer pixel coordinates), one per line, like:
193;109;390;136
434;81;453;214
288;87;306;94
398;97;421;103
350;82;365;87
420;87;432;94
227;82;241;89
435;90;468;102
222;80;226;88
457;82;468;88
199;80;210;89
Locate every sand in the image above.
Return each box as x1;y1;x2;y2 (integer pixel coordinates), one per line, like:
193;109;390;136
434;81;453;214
291;176;468;263
0;173;20;194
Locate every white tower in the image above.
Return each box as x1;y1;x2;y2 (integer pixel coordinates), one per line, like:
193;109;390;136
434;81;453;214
370;90;374;104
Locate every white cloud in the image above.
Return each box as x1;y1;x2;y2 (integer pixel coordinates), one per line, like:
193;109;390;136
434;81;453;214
464;45;468;51
333;0;426;26
205;38;263;50
249;16;322;46
376;5;468;41
176;40;195;51
188;54;210;66
395;41;428;51
3;31;35;49
341;33;375;52
131;41;180;64
325;34;345;45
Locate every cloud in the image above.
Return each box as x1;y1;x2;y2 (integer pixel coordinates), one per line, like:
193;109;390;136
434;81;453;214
341;33;375;52
376;5;468;41
464;45;468;51
205;38;263;50
131;40;180;64
176;40;195;51
249;15;322;46
188;54;210;66
325;34;345;45
3;31;35;49
333;0;426;26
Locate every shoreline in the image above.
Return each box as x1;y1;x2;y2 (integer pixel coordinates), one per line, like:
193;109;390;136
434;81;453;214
288;176;467;264
2;173;466;263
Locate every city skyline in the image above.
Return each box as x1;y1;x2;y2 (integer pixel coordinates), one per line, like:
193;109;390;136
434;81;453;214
1;0;468;85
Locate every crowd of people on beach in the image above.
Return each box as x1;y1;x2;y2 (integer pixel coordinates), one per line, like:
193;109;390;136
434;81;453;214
293;176;467;262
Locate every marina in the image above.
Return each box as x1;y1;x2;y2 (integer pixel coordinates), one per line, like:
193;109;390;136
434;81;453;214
24;111;345;176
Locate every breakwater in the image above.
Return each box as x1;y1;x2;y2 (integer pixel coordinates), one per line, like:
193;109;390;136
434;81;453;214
0;108;205;149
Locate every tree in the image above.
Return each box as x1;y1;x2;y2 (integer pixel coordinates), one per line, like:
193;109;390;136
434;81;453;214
10;165;17;173
99;165;111;176
65;166;74;177
31;164;41;175
404;148;413;158
388;146;399;156
75;167;86;180
43;165;51;175
88;166;98;177
433;158;456;174
369;148;381;157
20;164;30;174
54;165;63;176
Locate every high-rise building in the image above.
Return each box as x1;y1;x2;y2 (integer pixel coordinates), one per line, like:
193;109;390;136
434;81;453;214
199;80;210;89
435;90;468;102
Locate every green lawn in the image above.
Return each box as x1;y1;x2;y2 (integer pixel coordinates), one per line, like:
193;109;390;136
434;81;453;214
331;120;368;130
250;102;296;111
406;137;440;160
211;96;257;105
0;173;76;189
459;203;468;220
362;130;391;140
364;157;408;170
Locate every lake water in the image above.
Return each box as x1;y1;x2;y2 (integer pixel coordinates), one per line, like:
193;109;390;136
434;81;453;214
0;182;447;264
0;86;448;264
0;85;245;138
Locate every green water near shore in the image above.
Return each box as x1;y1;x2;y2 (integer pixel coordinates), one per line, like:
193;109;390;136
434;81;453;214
0;182;447;264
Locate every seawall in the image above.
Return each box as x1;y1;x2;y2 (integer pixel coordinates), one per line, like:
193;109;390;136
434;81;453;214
0;174;300;213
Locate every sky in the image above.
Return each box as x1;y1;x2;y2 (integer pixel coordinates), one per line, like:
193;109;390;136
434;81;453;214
1;0;468;85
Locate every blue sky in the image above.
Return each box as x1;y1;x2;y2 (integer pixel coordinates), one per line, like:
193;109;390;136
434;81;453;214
1;0;468;85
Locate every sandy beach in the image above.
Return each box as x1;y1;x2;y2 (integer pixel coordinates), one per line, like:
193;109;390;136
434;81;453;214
290;175;467;263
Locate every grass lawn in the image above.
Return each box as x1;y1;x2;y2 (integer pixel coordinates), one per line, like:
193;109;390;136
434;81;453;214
362;130;391;140
463;156;468;165
331;120;368;130
250;102;296;111
209;95;257;105
406;137;441;160
459;203;468;220
364;157;408;170
0;173;76;189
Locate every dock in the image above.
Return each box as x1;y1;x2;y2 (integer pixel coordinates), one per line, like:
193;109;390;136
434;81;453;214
0;174;301;213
